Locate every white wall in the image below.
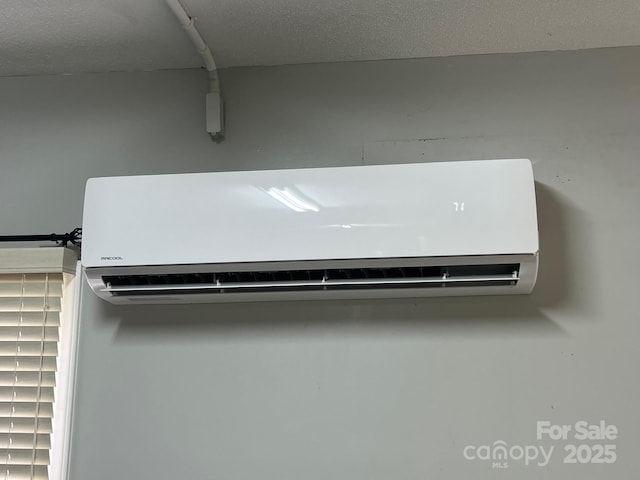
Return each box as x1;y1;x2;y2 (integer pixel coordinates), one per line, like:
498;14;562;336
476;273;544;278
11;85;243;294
1;47;639;479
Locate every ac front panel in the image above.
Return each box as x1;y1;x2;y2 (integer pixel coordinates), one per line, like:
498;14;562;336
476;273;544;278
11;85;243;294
82;159;539;269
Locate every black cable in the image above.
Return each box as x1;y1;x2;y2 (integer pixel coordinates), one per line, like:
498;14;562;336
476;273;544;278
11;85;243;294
0;228;82;247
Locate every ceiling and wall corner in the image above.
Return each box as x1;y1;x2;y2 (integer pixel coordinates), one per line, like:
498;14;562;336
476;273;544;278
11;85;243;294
1;0;639;77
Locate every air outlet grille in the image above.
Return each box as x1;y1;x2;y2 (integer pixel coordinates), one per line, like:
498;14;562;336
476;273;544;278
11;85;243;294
102;263;519;296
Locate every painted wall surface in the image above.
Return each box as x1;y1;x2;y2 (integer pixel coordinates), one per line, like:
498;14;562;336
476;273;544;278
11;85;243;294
0;47;639;479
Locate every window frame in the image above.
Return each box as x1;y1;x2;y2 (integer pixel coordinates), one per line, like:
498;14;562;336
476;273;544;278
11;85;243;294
49;261;81;480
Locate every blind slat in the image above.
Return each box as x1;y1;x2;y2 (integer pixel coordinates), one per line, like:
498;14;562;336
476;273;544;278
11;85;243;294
0;387;55;402
0;274;63;283
0;357;56;372
0;297;61;312
0;417;53;434
0;403;53;418
1;464;49;480
0;283;63;297
0;342;58;356
0;326;59;341
0;372;56;388
0;433;50;449
0;448;49;465
0;312;60;327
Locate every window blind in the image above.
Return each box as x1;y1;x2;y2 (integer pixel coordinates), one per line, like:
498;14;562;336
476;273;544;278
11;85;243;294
0;248;76;480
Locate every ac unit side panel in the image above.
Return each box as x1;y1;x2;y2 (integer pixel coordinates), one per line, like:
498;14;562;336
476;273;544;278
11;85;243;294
82;159;538;269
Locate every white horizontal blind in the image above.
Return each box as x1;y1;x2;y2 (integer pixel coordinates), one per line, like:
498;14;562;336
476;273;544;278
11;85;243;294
0;272;63;480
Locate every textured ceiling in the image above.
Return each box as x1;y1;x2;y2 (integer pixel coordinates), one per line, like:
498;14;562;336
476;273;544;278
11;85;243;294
1;0;639;76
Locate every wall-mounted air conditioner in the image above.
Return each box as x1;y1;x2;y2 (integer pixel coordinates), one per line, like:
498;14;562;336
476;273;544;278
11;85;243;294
82;159;539;304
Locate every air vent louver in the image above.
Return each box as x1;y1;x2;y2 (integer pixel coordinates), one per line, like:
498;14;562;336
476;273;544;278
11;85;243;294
102;263;520;296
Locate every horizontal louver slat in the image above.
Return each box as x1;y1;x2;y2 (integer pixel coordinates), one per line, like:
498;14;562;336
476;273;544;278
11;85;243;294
0;448;49;465
0;403;53;418
0;283;63;297
0;274;63;283
0;417;52;434
0;326;59;341
103;263;520;296
0;297;61;312
0;312;60;327
0;433;50;449
0;357;56;372
0;342;57;356
0;387;54;402
0;372;56;388
1;464;49;480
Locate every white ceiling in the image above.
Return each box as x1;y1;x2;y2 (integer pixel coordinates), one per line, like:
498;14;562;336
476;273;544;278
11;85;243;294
1;0;639;77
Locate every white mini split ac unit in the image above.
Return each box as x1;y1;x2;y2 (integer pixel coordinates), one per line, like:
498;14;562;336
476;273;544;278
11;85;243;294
82;159;539;304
